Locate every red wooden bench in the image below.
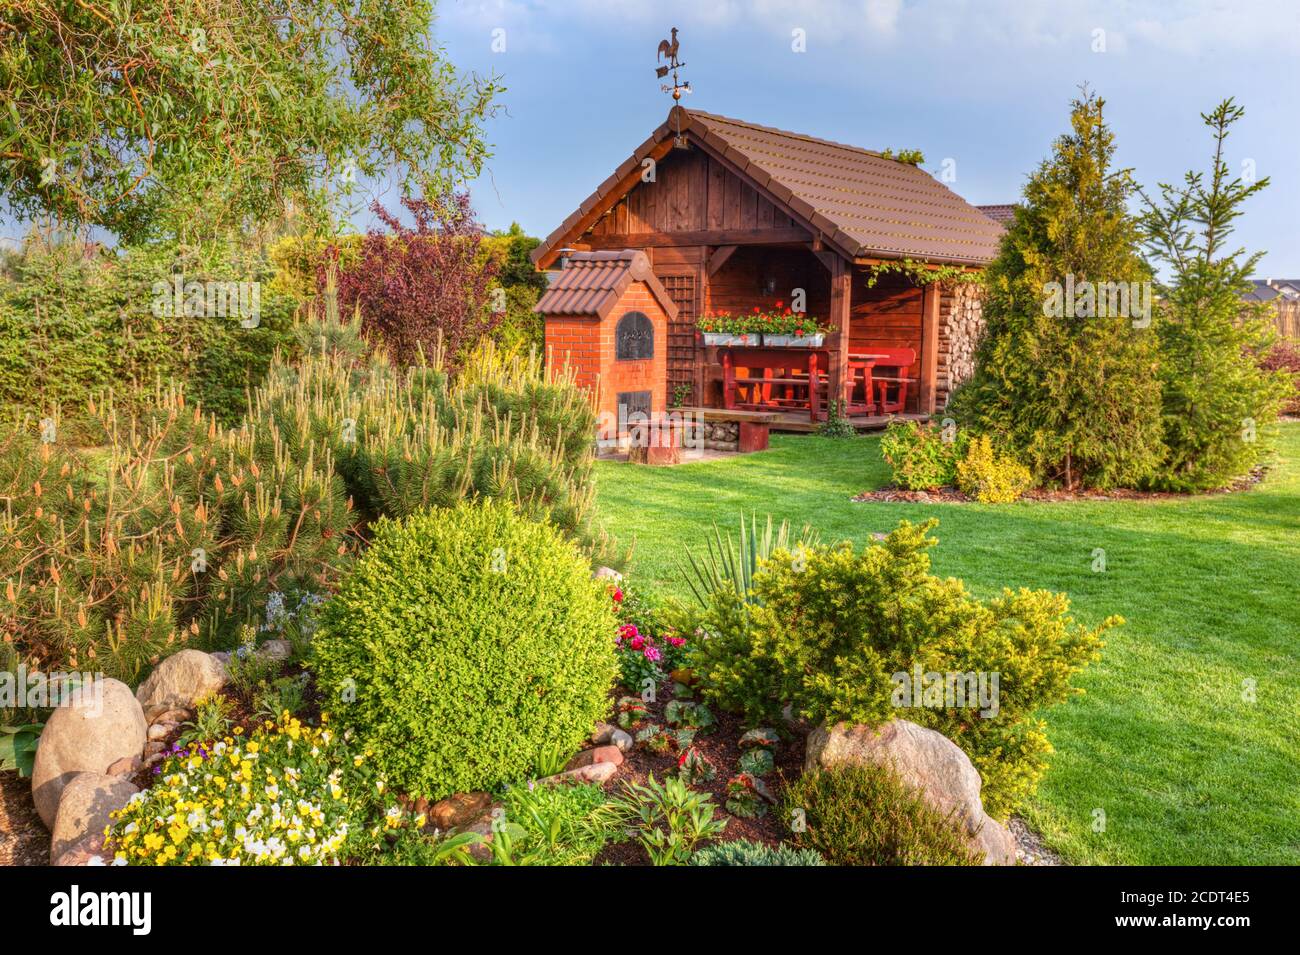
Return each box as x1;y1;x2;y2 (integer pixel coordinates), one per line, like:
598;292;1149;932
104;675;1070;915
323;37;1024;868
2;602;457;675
719;347;830;421
853;347;916;414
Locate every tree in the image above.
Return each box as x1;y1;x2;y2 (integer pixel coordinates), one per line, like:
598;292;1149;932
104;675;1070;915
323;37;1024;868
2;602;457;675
0;1;500;243
1139;100;1291;490
332;193;501;366
948;91;1164;489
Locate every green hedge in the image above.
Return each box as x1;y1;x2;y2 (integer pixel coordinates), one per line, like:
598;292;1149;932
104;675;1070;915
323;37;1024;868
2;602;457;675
0;240;296;427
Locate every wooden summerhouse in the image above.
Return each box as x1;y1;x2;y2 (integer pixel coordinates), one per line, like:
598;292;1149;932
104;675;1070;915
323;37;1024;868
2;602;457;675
532;107;1004;429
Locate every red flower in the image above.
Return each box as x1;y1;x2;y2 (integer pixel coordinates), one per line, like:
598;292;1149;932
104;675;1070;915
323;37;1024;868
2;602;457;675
611;587;624;603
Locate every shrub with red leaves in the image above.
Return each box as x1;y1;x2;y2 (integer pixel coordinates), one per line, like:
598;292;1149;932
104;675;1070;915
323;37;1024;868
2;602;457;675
330;193;502;366
1258;340;1300;415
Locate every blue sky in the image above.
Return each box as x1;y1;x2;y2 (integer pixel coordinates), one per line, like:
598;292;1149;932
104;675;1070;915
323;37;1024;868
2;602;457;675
425;0;1300;275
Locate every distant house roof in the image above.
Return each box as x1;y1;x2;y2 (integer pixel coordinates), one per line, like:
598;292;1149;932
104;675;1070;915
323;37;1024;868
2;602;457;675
977;204;1018;226
534;250;679;320
532;107;1005;269
1243;279;1300;302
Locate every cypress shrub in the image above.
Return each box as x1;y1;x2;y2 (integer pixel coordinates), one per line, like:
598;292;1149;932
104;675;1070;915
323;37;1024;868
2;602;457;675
947;91;1164;489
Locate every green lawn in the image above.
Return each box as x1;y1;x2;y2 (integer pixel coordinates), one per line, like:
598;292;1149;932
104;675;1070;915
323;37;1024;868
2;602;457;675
594;424;1300;865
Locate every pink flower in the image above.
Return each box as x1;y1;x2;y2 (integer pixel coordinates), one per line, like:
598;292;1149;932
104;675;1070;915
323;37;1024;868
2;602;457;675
643;645;662;662
667;635;686;648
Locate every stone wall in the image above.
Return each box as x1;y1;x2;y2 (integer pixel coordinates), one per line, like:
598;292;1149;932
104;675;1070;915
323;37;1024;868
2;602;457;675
936;282;986;410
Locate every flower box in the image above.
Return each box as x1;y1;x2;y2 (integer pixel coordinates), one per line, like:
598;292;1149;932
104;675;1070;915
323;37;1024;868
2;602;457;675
703;332;760;347
763;333;825;347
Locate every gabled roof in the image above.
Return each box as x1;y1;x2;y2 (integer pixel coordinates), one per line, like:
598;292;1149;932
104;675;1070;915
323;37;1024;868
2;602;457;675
532;107;1005;269
1243;278;1300;302
534;250;679;320
977;204;1018;226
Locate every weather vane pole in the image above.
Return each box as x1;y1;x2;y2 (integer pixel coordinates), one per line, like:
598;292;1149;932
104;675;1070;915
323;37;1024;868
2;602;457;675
655;27;691;145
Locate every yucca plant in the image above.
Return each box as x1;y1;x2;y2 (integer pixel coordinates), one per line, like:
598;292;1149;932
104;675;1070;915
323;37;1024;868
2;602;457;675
679;513;819;607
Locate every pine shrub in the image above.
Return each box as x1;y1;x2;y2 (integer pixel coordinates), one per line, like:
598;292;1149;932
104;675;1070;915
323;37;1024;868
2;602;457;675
1139;100;1293;490
0;383;355;687
682;519;1111;817
781;764;983;866
309;500;618;799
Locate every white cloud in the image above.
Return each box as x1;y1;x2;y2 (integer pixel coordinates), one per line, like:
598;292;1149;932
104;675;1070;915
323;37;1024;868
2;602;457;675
440;0;1300;56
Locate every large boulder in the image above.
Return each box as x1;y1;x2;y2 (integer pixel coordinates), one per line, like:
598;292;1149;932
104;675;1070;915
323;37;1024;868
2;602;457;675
50;772;139;863
805;720;1015;865
31;678;146;828
135;649;228;719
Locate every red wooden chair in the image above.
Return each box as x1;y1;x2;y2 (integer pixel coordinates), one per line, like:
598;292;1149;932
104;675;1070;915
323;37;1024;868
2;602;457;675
868;347;916;414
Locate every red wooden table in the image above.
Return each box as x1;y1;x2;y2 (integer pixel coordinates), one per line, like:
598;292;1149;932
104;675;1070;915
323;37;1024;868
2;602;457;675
720;348;908;420
720;347;831;421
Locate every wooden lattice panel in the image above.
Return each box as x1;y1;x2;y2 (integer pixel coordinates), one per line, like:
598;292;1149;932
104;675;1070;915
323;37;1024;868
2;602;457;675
660;273;697;405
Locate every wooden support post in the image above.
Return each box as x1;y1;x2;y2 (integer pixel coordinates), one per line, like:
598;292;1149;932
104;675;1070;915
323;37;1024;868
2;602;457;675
919;282;941;415
827;256;851;415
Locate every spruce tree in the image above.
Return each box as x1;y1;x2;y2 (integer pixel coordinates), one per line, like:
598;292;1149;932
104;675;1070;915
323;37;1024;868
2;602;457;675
1139;100;1291;490
948;91;1164;489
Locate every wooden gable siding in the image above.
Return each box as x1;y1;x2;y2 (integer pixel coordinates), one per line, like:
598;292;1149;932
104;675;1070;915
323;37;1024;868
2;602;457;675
589;149;801;239
849;269;923;413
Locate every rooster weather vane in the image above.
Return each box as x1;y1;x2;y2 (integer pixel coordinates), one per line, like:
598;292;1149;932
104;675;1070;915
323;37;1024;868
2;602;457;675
655;27;691;146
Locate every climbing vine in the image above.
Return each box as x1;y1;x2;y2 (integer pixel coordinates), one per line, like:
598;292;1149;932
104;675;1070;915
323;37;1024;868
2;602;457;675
864;259;985;290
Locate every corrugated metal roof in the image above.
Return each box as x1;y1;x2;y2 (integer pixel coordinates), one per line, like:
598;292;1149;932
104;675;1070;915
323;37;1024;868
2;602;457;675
534;250;679;320
533;107;1006;268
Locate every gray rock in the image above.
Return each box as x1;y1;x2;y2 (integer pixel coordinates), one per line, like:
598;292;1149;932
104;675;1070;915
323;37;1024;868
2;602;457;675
593;567;623;581
805;719;1014;865
31;678;147;828
255;639;292;663
146;722;175;742
610;728;634;753
136;649;228;718
148;707;191;727
50;772;139;863
591;721;617;745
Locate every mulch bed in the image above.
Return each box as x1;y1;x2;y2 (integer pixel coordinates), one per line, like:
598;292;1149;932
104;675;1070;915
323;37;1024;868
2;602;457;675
852;465;1269;504
0;770;49;867
592;681;805;866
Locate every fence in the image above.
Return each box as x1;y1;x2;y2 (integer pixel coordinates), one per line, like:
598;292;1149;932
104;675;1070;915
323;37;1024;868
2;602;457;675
1274;301;1300;341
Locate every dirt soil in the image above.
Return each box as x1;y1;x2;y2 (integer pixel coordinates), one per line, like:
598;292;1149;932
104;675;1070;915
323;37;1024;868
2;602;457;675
592;681;805;865
0;770;49;866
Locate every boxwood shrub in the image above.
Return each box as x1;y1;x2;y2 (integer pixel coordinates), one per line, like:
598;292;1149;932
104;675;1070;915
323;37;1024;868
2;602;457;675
310;500;618;799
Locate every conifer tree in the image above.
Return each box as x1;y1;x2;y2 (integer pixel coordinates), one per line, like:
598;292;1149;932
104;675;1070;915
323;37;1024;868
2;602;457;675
1139;100;1290;490
948;91;1164;488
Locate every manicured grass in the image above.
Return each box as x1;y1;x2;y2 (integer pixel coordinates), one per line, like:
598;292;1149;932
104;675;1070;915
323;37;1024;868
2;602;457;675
594;425;1300;865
